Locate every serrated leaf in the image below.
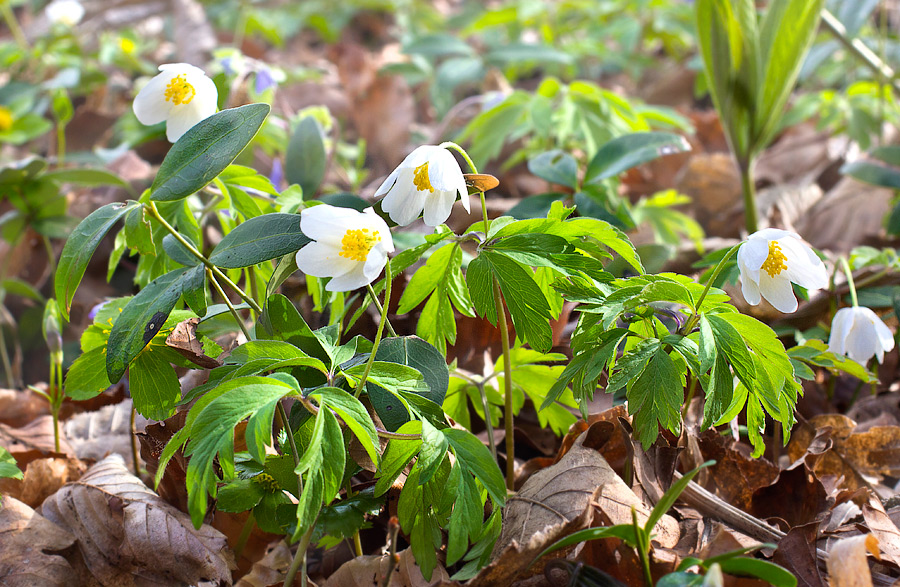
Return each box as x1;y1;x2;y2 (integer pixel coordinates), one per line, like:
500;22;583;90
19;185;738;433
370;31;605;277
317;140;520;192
150;104;270;202
310;386;380;467
628;347;684;448
444;428;506;505
208;213;309;268
130;347;182;420
106;265;204;381
64;347;112;400
55;201;139;320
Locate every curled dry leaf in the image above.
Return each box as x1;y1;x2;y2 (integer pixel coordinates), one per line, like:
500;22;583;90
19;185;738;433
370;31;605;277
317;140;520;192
0;415;73;460
0;457;87;508
826;534;879;587
862;495;900;568
0;388;54;427
64;398;147;462
166;318;221;369
0;495;76;587
40;454;235;586
322;548;448;587
234;540;292;587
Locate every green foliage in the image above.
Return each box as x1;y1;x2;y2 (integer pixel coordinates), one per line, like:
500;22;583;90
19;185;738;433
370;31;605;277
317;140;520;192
286;116;327;197
0;446;23;482
208;213;309;268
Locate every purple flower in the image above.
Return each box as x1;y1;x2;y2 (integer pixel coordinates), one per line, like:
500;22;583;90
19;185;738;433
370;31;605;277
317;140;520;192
269;157;283;188
255;68;276;94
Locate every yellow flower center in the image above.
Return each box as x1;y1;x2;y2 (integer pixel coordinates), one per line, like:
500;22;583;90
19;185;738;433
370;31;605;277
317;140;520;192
413;162;434;193
164;74;196;105
0;106;13;132
252;473;279;493
761;241;788;278
339;228;381;262
119;37;136;54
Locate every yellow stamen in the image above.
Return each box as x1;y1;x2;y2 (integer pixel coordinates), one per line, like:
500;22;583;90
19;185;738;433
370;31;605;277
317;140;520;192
164;74;196;105
119;38;136;54
761;241;788;278
413;162;434;193
252;473;279;493
339;228;381;262
0;106;13;132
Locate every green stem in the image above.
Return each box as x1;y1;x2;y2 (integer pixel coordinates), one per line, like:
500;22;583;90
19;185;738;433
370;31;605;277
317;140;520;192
738;158;758;234
682;244;740;335
839;256;859;307
48;355;60;453
633;508;653;587
354;260;392;398
494;278;515;490
0;1;28;51
0;323;13;388
276;402;303;497
441;141;514;488
821;9;900;95
284;524;316;587
130;403;140;476
366;283;396;338
56;124;66;167
233;512;256;561
477;381;497;460
208;269;253;340
146;202;262;313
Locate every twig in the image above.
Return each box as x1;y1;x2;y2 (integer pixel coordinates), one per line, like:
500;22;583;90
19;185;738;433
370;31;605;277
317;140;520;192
820;9;900;95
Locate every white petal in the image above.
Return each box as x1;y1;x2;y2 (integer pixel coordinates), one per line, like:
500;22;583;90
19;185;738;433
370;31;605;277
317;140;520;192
747;228;795;243
362;208;394;251
133;72;176;125
779;237;827;290
362;246;387;282
873;311;895;356
428;148;465;191
295;241;356;279
758;273;797;313
165;102;207;142
374;167;401;197
844;311;876;363
828;307;854;356
383;182;426;226
422;189;456;226
327;264;371;291
405;145;441;168
738;238;769;273
300;205;363;246
740;271;761;306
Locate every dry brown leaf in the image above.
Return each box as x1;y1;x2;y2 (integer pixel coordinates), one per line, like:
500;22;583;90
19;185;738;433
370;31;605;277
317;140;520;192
861;495;900;568
0;495;76;586
0;457;87;507
64;398;147;462
40;454;235;586
826;534;879;587
696;429;780;511
0;415;73;459
166;318;221;369
322;548;448;587
235;540;292;587
0;388;54;427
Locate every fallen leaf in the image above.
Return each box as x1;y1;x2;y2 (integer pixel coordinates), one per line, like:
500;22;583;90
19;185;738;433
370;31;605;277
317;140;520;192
166;317;221;369
0;415;73;461
826;534;879;587
322;548;447;587
136;408;190;512
862;495;900;568
40;454;235;586
0;388;54;427
64;398;147;463
235;539;293;587
0;495;76;586
0;457;87;508
772;522;824;587
750;461;828;529
697;429;780;511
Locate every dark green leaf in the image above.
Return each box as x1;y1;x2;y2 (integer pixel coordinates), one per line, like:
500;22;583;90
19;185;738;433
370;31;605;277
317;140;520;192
208;213;309;268
130;347;182;420
285;116;327;198
528;150;578;189
55;201;139;320
44;168;129;189
150;104;270;202
585;132;690;185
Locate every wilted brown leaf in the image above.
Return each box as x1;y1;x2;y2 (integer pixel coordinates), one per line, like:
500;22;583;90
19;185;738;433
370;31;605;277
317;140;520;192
41;454;235;586
750;461;828;529
862;495;900;568
826;534;879;587
166;317;221;369
772;522;824;587
697;429;780;511
0;495;76;586
136;408;190;511
322;548;447;587
64;399;146;462
0;388;53;427
0;457;87;507
0;415;73;463
235;540;293;587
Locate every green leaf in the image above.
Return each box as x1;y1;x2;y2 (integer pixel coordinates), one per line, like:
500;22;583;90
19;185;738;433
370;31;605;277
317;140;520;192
397;243;459;314
646;461;713;531
374;421;422;496
310;386;380;467
162;233;200;266
346;361;428;395
443;428;506;505
258;294;330;368
528;150;578;189
584;132;690;185
716;558;797;587
150;104;270;202
0;445;23;480
64;347;113;400
285;116;327;198
208;213;309;269
607;338;660;394
841;159;900;189
417;420;449;485
627;347;684;448
44;168;129;189
367;336;450;431
130;347;182;420
537;525;638;561
106;265;204;382
55;201;139;321
216;478;266;512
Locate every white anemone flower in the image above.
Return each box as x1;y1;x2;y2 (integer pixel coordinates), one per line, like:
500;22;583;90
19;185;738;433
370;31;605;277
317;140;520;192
374;145;470;227
736;228;828;313
133;63;218;143
829;306;895;364
46;0;84;26
295;205;394;292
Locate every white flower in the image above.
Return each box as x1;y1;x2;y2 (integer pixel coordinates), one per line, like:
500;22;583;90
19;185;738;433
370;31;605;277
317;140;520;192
374;145;470;227
737;228;828;313
829;306;895;364
46;0;84;27
133;63;218;143
295;205;394;292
